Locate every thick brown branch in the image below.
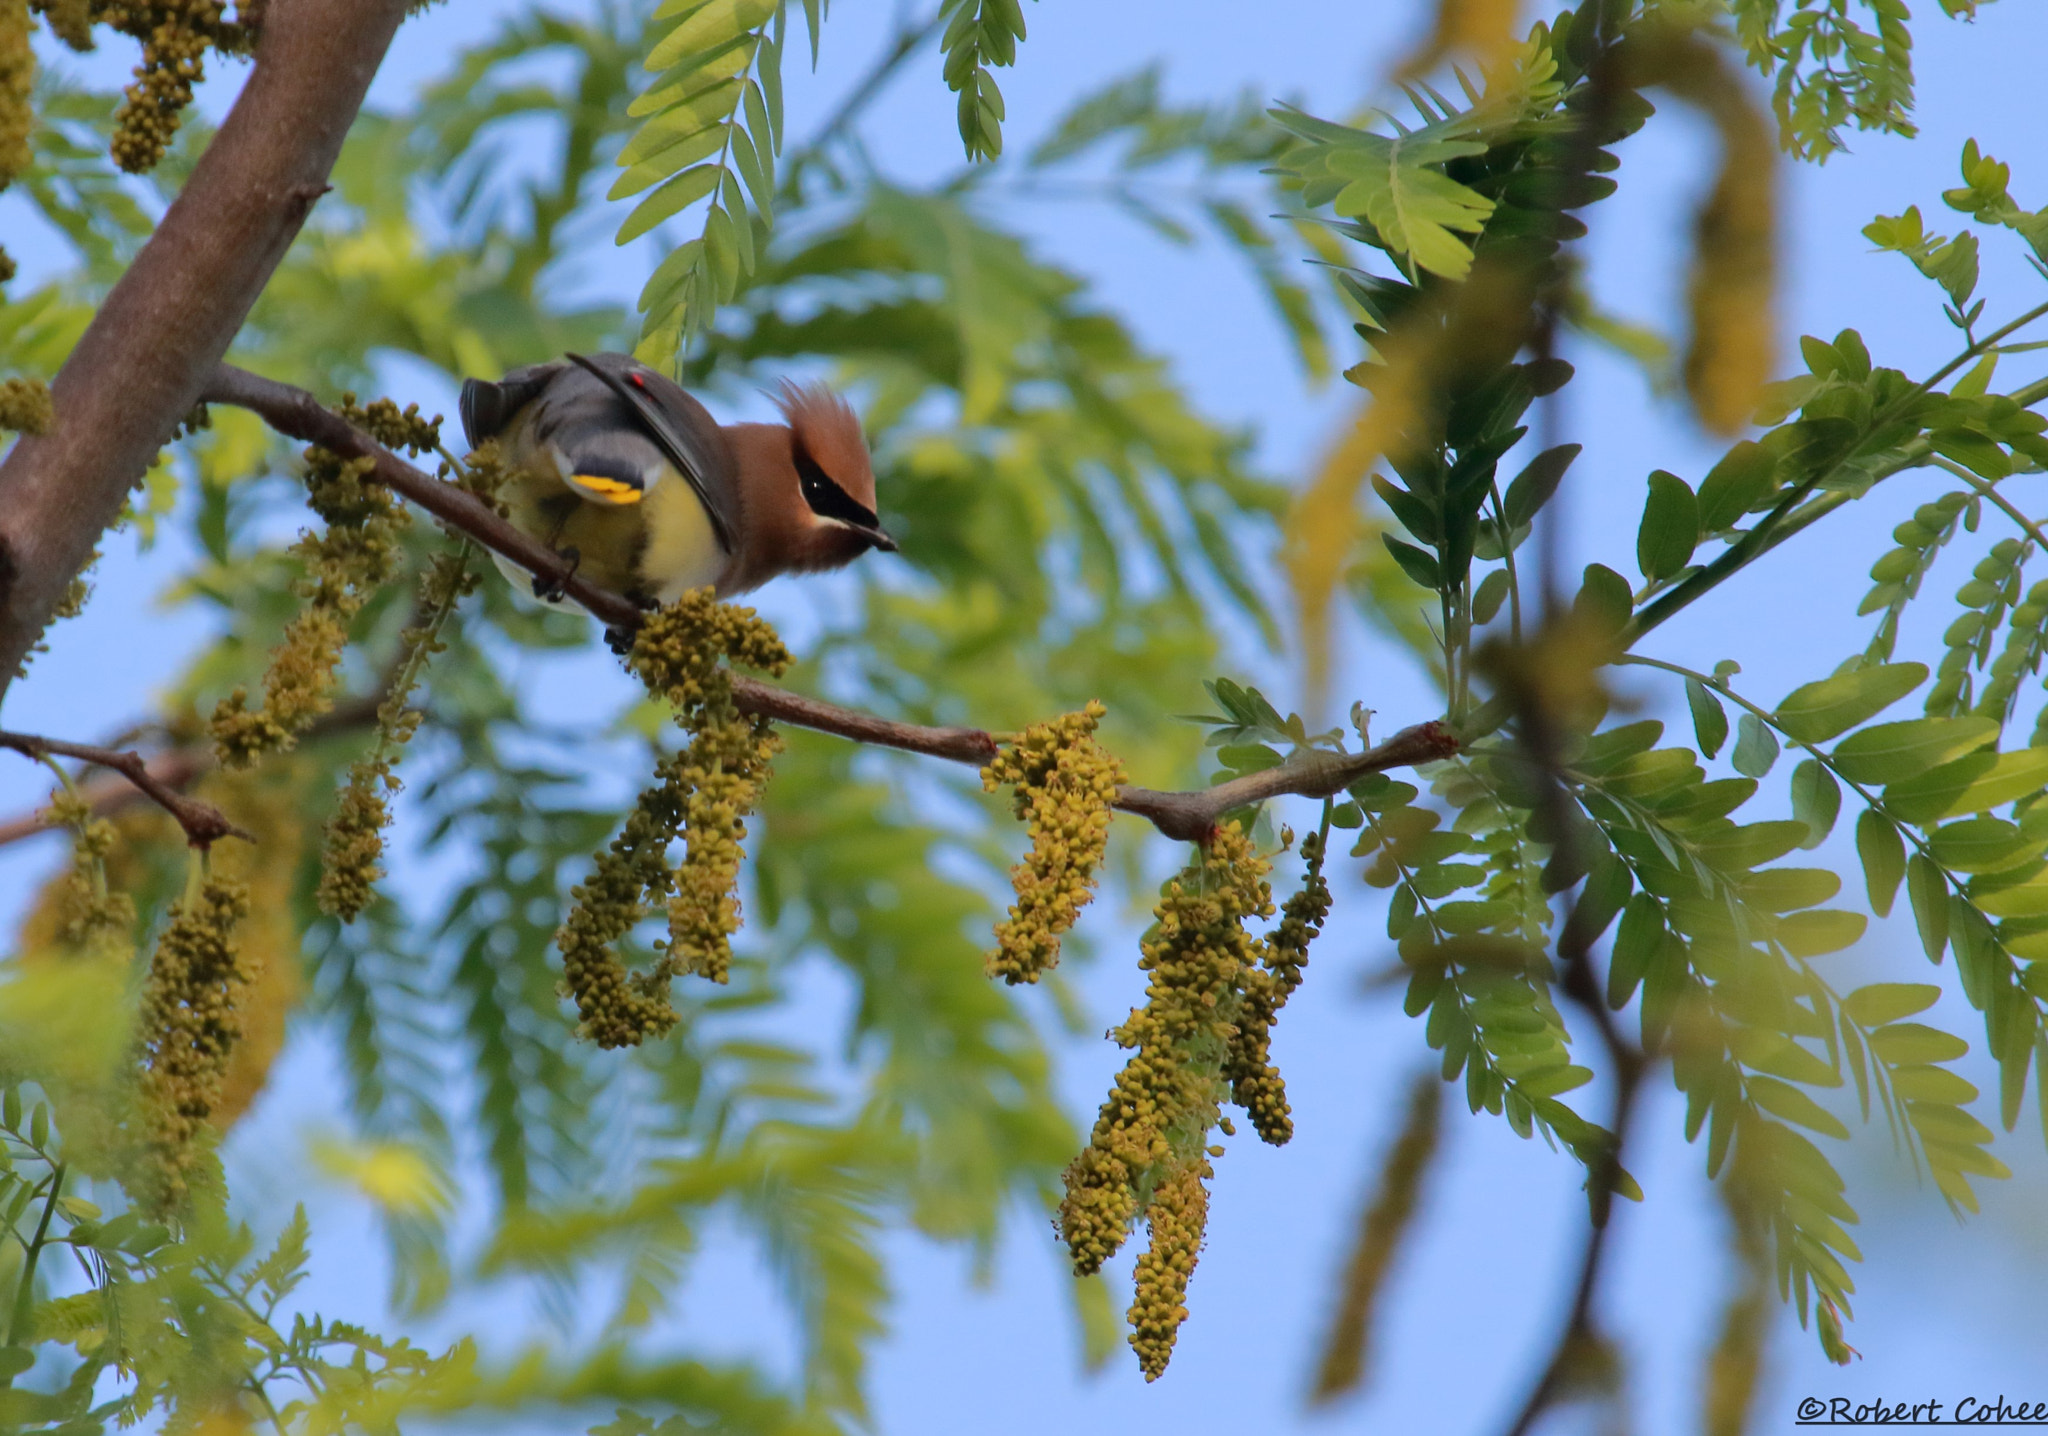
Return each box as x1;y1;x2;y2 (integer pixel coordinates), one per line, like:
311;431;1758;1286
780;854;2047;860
0;0;412;701
0;731;250;849
200;363;1461;837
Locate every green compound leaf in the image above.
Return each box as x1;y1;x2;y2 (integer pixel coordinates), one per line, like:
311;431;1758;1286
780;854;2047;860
1270;103;1498;281
619;0;790;365
940;0;1029;161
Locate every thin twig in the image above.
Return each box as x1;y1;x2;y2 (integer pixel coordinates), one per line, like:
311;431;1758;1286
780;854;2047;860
198;363;1461;841
0;691;385;850
0;731;248;849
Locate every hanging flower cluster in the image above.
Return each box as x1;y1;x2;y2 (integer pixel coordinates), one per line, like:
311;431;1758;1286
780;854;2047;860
557;589;790;1047
1053;819;1329;1378
980;700;1125;984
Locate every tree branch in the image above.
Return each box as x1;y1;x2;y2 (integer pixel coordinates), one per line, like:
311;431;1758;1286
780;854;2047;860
197;363;1461;840
0;691;386;850
0;731;250;849
0;0;413;703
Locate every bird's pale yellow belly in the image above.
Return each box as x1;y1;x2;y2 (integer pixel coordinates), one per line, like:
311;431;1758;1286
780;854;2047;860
640;478;727;601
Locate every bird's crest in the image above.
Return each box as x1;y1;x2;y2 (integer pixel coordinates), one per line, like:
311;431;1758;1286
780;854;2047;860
774;381;876;511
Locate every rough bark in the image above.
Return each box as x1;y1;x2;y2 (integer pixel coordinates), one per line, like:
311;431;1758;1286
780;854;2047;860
0;0;412;704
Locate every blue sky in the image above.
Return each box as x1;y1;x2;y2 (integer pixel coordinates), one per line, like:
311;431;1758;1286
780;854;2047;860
6;2;2048;1433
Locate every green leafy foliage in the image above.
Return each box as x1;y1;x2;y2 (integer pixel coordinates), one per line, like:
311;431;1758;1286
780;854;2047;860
1728;0;1963;161
619;0;796;365
939;0;1028;161
5;0;2048;1414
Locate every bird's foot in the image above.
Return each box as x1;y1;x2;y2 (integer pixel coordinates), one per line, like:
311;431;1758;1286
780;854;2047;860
532;545;582;603
603;625;635;657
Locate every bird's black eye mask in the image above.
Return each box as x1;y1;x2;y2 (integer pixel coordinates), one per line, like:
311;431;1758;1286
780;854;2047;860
794;440;880;529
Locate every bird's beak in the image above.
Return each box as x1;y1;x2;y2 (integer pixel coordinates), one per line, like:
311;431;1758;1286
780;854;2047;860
850;523;897;553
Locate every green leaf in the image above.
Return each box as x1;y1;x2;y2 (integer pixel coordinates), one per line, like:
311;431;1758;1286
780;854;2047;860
1731;713;1779;778
619;163;723;244
647;0;778;70
1832;715;1999;785
1573;563;1633;636
1607;892;1665;1009
1929;816;2044;873
1695;441;1777;531
1841;982;1940;1027
1382;535;1442;589
1517;1064;1594;1099
1502;445;1580;528
1776;909;1867;957
1570;855;1632;945
1636;470;1700;581
1774;663;1927;744
1746;1075;1850;1140
1791;759;1841;849
1869;1022;1970;1065
1888;1065;1978;1103
1907;854;1951;961
1888;747;2048;823
1686;680;1729;759
1276;109;1496;279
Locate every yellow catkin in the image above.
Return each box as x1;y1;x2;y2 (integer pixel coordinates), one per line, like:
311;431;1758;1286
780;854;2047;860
1703;1225;1770;1436
1059;819;1335;1379
203;766;308;1126
30;0;94;49
318;547;475;921
1127;1157;1211;1381
555;590;789;1047
42;790;138;955
1058;827;1269;1345
0;0;34;188
134;871;251;1210
1223;829;1330;1144
1308;1070;1443;1404
211;398;434;769
981;700;1125;984
0;376;53;433
87;0;262;173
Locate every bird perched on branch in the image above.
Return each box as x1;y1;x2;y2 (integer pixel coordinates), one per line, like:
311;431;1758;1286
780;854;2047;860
458;352;895;610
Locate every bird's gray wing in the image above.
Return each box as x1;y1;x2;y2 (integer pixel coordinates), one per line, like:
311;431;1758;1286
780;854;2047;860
459;360;566;448
565;352;738;554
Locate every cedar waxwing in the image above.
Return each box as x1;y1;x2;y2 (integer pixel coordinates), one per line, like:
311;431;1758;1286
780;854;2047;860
458;351;895;608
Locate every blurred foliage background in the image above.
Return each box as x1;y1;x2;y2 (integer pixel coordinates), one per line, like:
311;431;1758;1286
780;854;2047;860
4;0;2048;1432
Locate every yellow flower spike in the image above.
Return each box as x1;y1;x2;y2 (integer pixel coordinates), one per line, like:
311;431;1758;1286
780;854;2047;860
981;700;1127;984
1057;816;1335;1379
210;394;445;774
134;868;252;1211
318;547;476;921
556;590;790;1047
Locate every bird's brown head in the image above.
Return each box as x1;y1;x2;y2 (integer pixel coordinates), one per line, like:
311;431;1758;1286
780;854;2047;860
724;382;895;591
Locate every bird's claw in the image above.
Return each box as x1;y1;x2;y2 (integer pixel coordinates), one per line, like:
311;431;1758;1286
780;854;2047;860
532;545;582;603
